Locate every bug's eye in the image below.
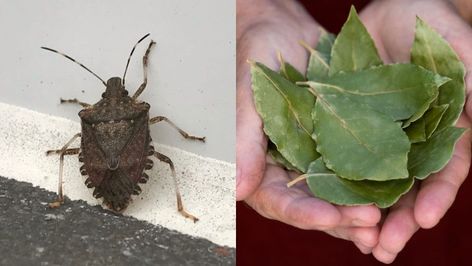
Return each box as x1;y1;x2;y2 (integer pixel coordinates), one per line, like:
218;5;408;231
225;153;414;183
122;90;129;96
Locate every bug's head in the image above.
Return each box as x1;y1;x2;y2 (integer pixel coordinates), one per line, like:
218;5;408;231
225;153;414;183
102;77;129;98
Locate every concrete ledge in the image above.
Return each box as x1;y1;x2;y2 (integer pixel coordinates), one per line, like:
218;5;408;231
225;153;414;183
0;176;235;265
0;102;235;247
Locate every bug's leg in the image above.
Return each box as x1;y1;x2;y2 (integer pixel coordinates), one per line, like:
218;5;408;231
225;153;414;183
60;98;91;108
46;133;81;157
149;116;206;142
132;40;156;100
153;151;199;222
47;133;82;208
46;148;80;156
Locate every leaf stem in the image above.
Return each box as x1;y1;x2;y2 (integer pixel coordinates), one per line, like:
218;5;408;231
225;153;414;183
298;40;315;53
277;51;288;76
246;59;256;66
299;40;330;70
287;174;307;188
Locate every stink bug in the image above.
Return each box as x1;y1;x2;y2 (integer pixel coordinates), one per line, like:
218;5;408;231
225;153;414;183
43;34;205;222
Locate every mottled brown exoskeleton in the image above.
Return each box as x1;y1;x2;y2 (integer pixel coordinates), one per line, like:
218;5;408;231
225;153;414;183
43;34;204;222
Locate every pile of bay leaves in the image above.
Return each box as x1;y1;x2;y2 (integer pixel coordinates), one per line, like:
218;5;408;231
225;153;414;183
251;7;467;208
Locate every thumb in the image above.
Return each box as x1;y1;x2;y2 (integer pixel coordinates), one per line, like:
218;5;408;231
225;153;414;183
411;8;472;228
236;59;268;201
235;25;317;200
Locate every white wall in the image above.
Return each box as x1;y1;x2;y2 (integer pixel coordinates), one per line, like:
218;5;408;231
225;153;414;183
0;0;235;162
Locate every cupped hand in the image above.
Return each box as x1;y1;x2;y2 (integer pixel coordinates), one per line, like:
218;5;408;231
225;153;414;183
237;0;381;250
237;0;318;200
360;0;472;263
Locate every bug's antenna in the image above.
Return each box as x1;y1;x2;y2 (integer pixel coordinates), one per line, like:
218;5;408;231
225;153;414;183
122;33;151;86
41;47;107;87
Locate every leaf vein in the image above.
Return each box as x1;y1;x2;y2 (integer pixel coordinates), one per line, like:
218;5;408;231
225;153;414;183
309;81;420;96
255;67;312;136
420;29;438;73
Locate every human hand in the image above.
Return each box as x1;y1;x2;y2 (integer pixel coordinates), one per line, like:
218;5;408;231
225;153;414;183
360;0;472;262
237;0;381;250
237;0;319;200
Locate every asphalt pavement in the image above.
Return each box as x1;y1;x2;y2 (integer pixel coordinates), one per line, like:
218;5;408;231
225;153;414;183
0;176;235;266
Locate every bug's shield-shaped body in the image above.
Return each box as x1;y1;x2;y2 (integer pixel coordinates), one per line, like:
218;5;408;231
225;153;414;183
44;37;203;221
79;77;153;211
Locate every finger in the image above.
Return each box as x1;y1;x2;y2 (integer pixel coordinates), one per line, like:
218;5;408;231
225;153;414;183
358;5;394;64
351;226;379;252
354;242;374;255
337;205;381;227
246;165;382;230
236;20;319;200
246;165;343;230
372;247;397;265
236;35;277;201
414;115;472;228
326;226;379;253
236;30;293;201
373;187;419;264
287;170;381;227
236;83;267;201
438;12;472;116
279;194;342;230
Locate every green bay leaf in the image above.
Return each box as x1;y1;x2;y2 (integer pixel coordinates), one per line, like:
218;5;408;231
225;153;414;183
405;105;448;140
306;158;415;208
408;127;467;180
316;29;336;62
251;62;319;172
303;64;448;121
303;42;330;82
329;6;382;75
423;104;449;138
411;18;465;130
268;141;301;172
310;86;410;181
278;53;305;83
402;94;438;128
302;30;336;81
405;117;426;143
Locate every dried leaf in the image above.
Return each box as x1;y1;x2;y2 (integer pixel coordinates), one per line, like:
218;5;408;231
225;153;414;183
268;141;300;172
251;62;319;172
316;29;336;62
305;158;415;208
405;105;449;140
278;53;305;83
302;30;336;81
405;118;426;143
309;85;410;181
302;42;330;81
424;104;449;138
329;6;382;75
411;17;465;130
303;64;448;121
408;127;467;179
